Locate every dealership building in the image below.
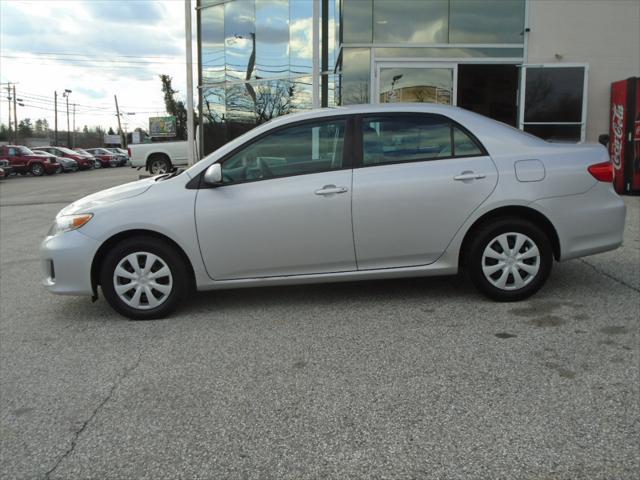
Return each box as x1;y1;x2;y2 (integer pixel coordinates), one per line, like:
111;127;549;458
196;0;640;155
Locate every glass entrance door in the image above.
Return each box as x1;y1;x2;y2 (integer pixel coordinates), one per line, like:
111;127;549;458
375;62;457;105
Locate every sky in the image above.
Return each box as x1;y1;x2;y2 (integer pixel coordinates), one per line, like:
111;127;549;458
0;0;194;133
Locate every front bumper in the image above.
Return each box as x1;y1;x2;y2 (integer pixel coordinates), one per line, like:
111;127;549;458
44;162;60;174
40;230;100;296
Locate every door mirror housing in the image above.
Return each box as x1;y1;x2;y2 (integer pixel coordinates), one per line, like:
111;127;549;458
203;163;223;185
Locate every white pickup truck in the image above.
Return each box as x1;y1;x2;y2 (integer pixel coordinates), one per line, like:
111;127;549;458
129;139;198;174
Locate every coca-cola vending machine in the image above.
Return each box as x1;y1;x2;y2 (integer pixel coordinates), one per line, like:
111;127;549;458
609;77;640;195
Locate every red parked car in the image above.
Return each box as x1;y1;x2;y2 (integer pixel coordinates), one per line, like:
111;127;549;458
0;145;60;176
85;148;119;168
32;146;94;170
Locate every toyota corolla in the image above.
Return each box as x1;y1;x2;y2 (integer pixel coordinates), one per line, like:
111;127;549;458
40;104;626;319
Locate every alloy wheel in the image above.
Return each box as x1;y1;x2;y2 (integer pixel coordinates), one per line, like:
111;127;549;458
113;252;173;310
481;232;540;291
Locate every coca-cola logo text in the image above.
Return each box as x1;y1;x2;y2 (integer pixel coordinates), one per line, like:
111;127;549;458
611;104;624;170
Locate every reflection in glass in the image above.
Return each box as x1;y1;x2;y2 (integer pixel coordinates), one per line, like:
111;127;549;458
290;0;313;78
375;47;523;59
524;67;585;123
224;0;256;83
450;0;525;43
524;124;582;143
341;48;370;105
290;75;313;112
201;5;225;84
342;0;372;43
379;67;453;105
255;0;289;79
373;0;448;43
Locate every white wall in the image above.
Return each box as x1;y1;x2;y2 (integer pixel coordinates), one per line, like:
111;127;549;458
527;0;640;141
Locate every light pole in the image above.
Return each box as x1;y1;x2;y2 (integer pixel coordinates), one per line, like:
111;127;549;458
63;89;72;146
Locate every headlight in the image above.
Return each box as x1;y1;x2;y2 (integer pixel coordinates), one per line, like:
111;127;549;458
48;213;93;236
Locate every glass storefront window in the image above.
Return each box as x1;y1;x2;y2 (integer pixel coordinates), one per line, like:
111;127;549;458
255;0;290;79
201;4;225;84
524;67;585;123
342;0;372;43
378;66;453;105
290;0;313;79
375;47;523;59
373;0;448;44
224;0;256;82
341;48;371;105
449;0;525;44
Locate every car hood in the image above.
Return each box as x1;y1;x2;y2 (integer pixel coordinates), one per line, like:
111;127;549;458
58;177;156;216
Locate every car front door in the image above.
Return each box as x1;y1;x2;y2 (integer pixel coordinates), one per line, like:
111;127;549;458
352;113;498;270
7;147;25;170
195;117;356;280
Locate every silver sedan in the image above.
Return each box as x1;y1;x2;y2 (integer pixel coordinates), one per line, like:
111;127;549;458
40;104;626;319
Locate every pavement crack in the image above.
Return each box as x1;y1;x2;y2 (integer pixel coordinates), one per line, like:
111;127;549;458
42;352;143;480
578;258;640;293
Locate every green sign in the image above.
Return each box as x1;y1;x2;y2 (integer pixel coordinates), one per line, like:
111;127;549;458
149;116;176;137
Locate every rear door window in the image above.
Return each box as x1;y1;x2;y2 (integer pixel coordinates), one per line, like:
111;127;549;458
361;114;484;166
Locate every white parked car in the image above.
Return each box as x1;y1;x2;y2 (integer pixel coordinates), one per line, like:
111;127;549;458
41;104;626;320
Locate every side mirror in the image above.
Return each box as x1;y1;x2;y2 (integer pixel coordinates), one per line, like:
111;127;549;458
203;163;223;185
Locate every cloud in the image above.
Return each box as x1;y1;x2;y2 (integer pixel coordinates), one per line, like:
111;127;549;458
84;0;165;25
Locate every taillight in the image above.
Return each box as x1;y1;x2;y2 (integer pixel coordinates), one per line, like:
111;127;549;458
127;147;131;157
588;162;613;182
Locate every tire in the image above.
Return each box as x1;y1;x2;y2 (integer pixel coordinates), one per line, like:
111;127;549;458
99;236;190;320
94;161;102;169
30;163;44;176
465;218;553;302
148;156;171;175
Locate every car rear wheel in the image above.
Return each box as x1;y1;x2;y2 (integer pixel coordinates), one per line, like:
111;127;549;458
99;237;190;320
149;156;171;175
30;163;44;176
466;218;552;302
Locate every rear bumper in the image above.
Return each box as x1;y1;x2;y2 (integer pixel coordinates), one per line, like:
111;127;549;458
533;183;626;261
40;230;99;296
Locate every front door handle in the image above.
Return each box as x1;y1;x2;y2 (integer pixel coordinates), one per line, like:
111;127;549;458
315;185;348;196
453;172;486;181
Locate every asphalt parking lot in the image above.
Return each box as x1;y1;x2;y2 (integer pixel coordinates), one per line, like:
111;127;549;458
1;168;638;479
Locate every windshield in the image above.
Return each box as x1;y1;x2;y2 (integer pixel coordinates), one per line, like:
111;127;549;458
57;147;78;155
18;146;35;155
74;148;90;155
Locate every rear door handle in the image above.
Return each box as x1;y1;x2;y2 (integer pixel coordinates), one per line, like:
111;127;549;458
315;185;348;196
453;172;486;181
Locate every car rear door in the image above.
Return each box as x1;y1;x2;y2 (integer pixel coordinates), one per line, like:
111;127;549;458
352;113;498;270
195;116;357;280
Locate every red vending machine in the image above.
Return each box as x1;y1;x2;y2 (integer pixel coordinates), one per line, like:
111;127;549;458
609;77;640;195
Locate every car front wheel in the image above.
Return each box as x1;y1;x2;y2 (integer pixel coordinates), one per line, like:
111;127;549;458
30;163;44;176
99;236;190;320
149;157;170;175
466;218;552;302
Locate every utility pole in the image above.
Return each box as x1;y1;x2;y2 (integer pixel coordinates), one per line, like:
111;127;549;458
65;91;70;146
72;103;76;148
6;83;11;140
185;0;195;165
13;85;18;144
54;91;58;146
114;95;126;148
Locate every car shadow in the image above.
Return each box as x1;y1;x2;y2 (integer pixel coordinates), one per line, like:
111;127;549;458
180;274;475;316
